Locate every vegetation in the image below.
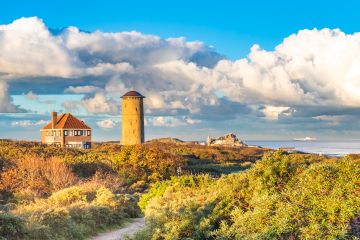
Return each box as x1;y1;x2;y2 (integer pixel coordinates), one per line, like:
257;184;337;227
3;139;356;239
0;139;267;239
136;151;360;239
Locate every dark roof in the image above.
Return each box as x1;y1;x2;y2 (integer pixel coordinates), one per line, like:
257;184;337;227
121;91;145;98
42;113;91;130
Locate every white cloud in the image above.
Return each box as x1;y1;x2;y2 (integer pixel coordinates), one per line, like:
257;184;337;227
312;115;348;126
64;85;101;94
261;105;293;120
151;116;201;127
0;17;220;114
96;119;117;129
85;62;134;76
0;17;78;77
213;29;360;107
0;17;360;125
11;119;47;127
24;91;39;101
81;93;120;115
0;80;22;113
62;100;80;111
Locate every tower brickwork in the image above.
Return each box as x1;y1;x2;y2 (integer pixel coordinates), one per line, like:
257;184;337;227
121;91;145;145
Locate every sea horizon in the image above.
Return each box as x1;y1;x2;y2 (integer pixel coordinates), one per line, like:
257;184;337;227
246;140;360;156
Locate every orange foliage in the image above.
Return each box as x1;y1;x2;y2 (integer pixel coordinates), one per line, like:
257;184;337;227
0;156;77;197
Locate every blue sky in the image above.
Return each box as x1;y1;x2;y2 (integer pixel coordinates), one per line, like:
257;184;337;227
1;1;360;141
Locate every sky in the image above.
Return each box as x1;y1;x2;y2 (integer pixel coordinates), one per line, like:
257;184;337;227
1;0;360;141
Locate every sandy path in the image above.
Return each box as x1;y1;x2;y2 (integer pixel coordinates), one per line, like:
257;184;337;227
92;218;145;240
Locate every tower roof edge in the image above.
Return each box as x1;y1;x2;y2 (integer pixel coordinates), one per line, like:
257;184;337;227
121;91;145;98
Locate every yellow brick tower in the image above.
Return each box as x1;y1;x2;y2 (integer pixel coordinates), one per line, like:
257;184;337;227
121;91;145;145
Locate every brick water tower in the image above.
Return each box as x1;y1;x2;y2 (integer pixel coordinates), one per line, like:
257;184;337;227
121;91;145;145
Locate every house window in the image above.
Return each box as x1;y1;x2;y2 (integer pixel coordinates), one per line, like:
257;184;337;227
64;130;68;136
87;130;91;136
69;130;74;136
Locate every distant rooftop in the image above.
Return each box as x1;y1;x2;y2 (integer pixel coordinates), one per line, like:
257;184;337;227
121;91;145;98
42;113;91;130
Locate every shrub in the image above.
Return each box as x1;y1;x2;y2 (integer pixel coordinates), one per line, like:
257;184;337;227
92;187;116;207
0;156;77;199
10;185;141;239
139;151;360;239
48;186;87;206
0;213;26;239
111;145;185;186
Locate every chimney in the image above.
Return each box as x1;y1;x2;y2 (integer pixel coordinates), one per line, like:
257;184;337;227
51;112;57;129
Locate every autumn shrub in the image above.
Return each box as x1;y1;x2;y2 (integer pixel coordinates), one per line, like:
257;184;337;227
138;151;360;239
111;145;185;188
0;156;77;200
0;140;267;196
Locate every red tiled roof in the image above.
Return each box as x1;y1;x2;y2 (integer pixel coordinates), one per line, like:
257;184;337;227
42;113;91;130
121;91;145;98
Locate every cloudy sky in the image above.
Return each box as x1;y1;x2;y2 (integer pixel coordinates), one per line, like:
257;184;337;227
1;1;360;141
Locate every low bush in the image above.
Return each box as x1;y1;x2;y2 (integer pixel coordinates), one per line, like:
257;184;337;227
4;185;141;239
0;213;26;239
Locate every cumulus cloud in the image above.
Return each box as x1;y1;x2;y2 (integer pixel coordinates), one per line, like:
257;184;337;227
0;80;23;112
1;16;360;130
0;17;79;77
96;119;117;129
62;100;80;111
64;85;101;94
213;29;360;107
312;115;349;126
24;91;39;101
261;105;294;120
0;17;225;115
11;119;47;127
81;93;120;115
23;90;55;105
150;116;201;127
